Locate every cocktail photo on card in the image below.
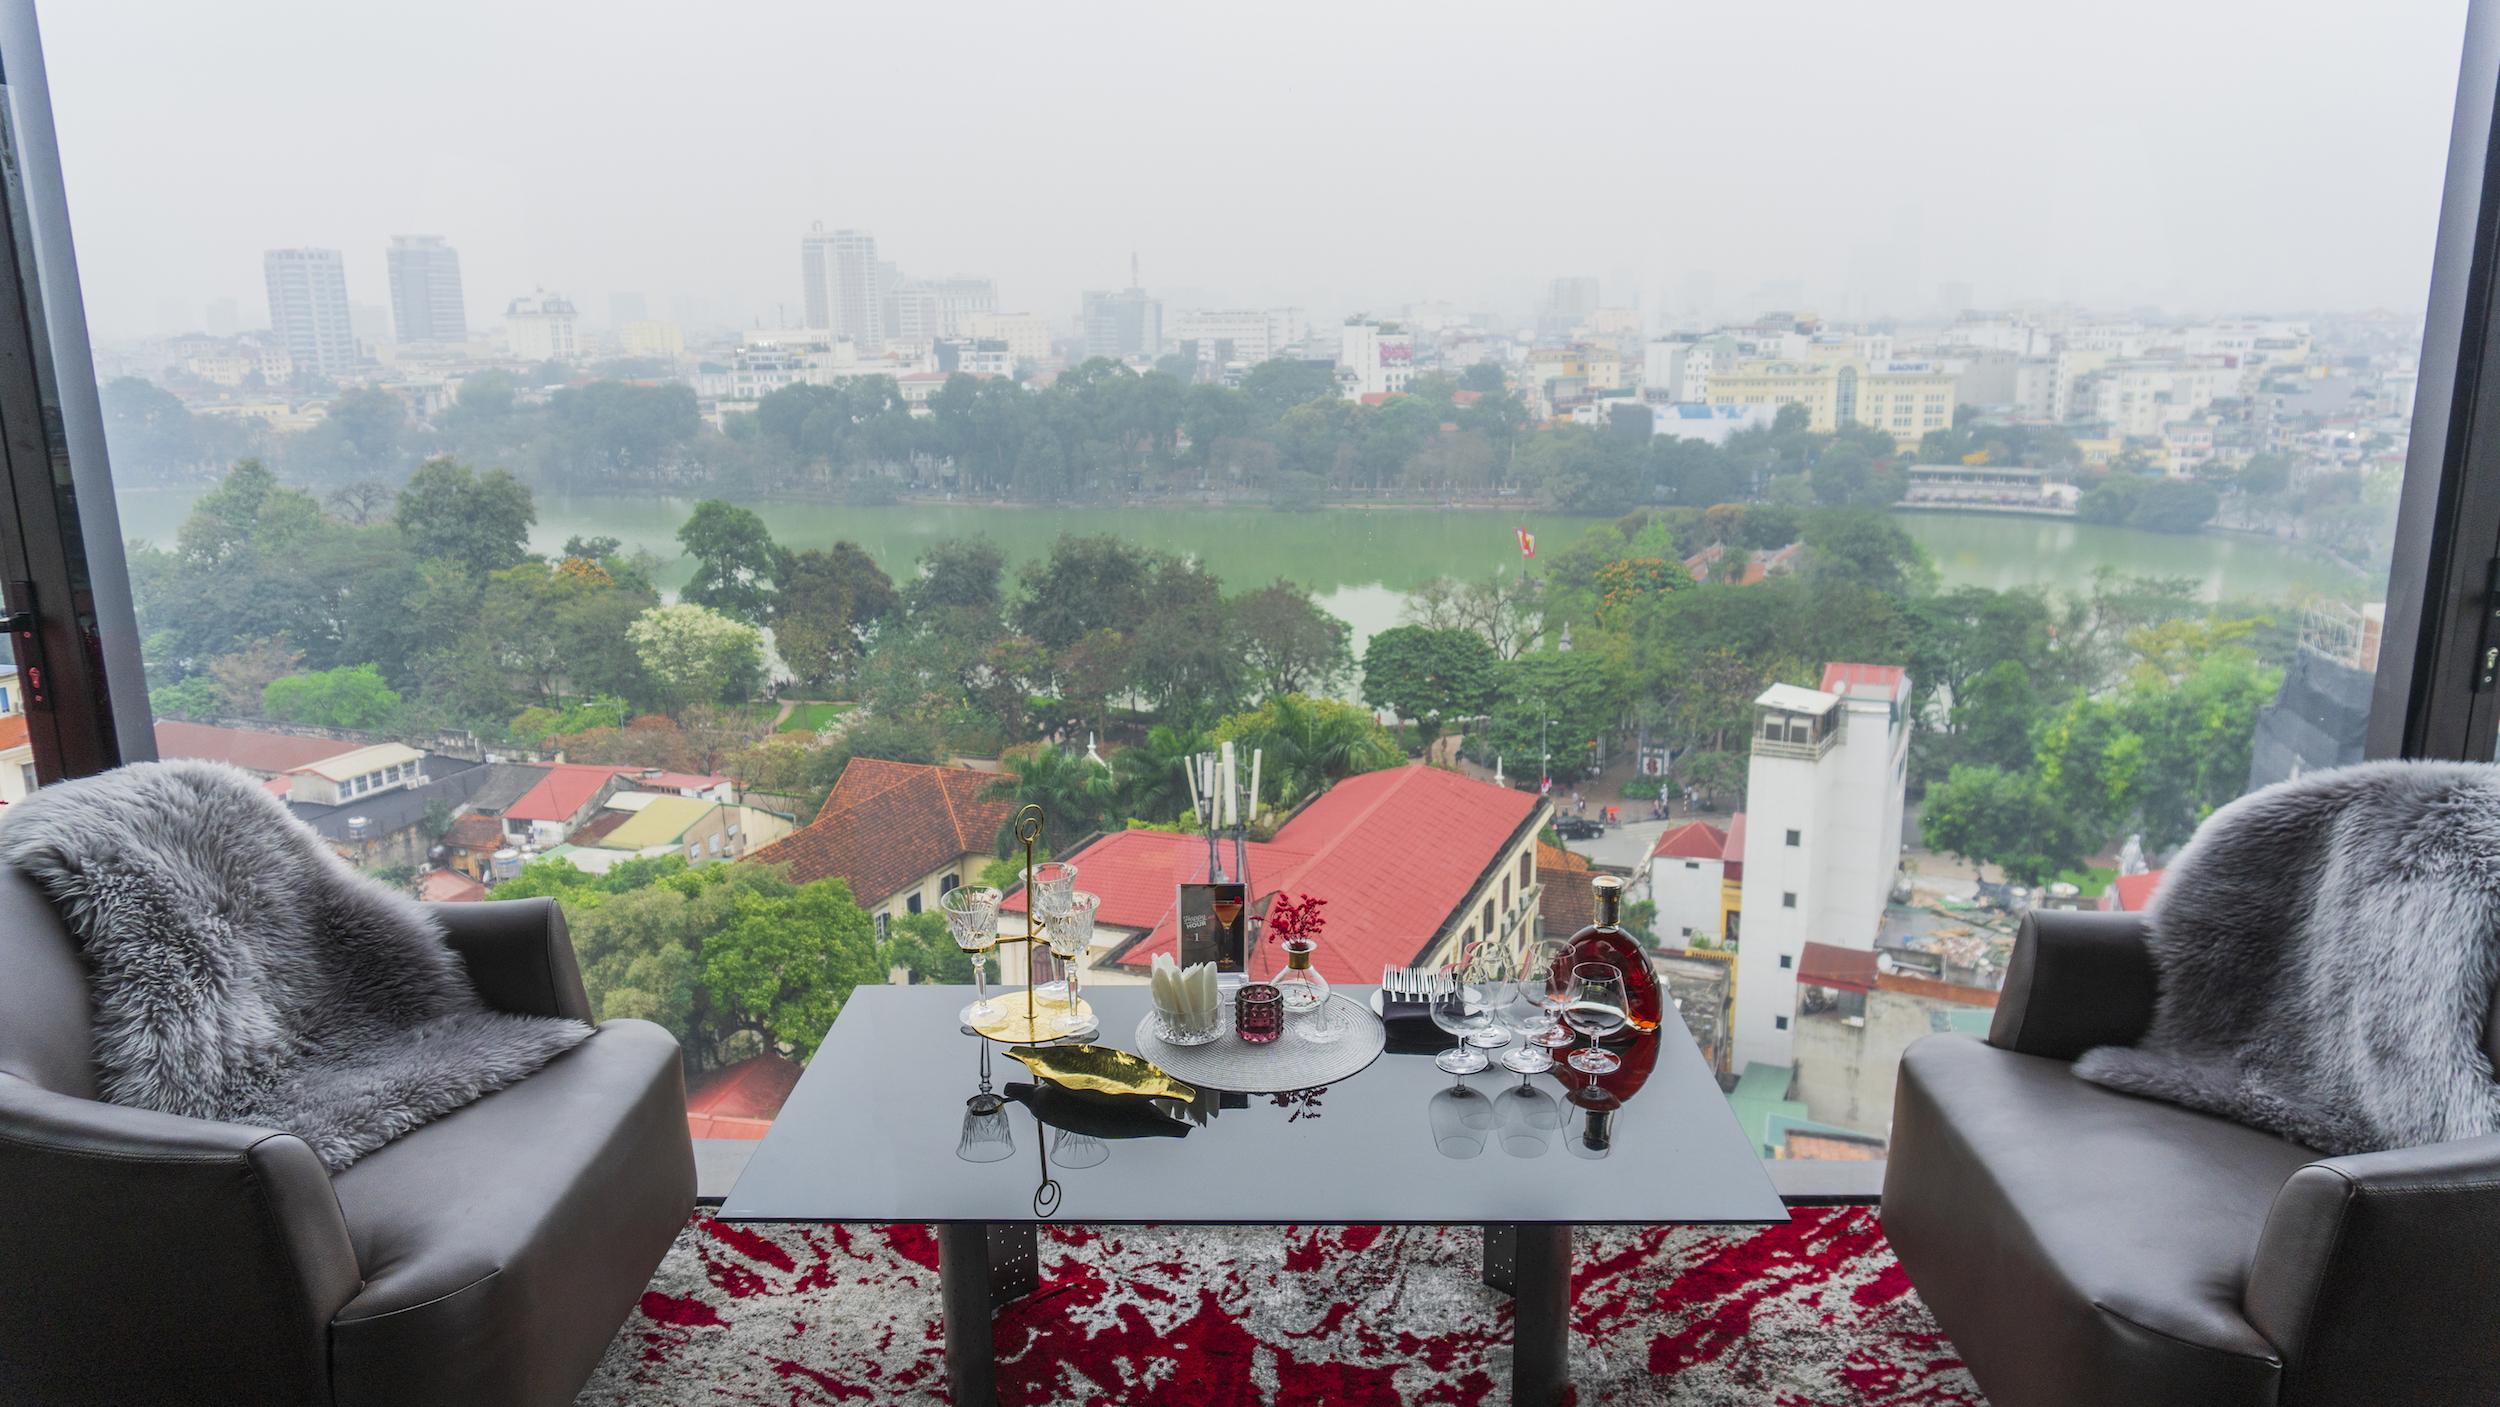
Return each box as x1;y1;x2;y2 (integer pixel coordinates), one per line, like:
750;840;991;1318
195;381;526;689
1176;881;1248;974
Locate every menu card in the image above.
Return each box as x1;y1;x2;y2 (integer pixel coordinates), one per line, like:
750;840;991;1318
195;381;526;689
1176;881;1248;974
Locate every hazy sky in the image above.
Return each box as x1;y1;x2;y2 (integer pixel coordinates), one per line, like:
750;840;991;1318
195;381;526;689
38;0;2473;340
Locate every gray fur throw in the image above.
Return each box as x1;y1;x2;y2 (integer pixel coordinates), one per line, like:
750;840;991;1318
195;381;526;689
2074;760;2500;1155
2;759;590;1169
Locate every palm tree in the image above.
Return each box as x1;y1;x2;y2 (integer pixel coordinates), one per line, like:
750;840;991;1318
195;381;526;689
1113;724;1207;824
982;743;1118;854
1232;694;1403;813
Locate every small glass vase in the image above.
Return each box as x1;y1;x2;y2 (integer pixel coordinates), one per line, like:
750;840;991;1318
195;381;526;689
1273;937;1344;1044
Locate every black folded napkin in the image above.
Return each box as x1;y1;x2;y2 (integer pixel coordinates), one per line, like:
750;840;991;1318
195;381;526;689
1380;993;1448;1055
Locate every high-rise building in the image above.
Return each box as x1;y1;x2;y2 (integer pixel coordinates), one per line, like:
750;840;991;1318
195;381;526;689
385;235;467;344
262;248;357;377
1171;308;1306;371
799;224;883;349
504;290;580;363
1081;282;1162;363
1336;318;1414;399
1730;663;1912;1073
965;311;1052;368
890;276;997;344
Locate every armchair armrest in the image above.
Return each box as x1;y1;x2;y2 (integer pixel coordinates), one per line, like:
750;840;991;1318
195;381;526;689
1986;908;2157;1060
426;897;593;1023
0;1074;361;1405
2245;1135;2500;1401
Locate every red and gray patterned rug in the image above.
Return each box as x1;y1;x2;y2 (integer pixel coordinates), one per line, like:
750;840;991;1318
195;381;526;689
578;1208;1981;1405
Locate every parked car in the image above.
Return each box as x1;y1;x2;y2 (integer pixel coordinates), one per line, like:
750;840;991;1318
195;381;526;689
1552;815;1605;840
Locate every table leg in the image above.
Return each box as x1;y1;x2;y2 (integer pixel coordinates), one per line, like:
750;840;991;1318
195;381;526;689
936;1222;1039;1407
1503;1222;1572;1407
1482;1222;1517;1294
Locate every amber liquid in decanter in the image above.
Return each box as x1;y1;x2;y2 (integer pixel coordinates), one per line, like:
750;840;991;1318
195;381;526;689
1552;874;1662;1035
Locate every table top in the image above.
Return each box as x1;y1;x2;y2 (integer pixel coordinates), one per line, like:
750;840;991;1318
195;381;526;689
718;984;1786;1228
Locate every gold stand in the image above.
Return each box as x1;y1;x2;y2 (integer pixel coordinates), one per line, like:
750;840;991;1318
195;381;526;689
970;803;1095;1043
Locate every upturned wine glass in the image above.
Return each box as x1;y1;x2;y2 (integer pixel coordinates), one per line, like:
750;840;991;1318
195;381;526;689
941;884;1004;1027
1430;966;1493;1075
1563;961;1630;1075
1496;1080;1561;1158
1429;1083;1492;1159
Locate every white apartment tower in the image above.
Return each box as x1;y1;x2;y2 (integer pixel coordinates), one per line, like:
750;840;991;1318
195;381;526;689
262;248;357;377
504;291;580;363
800;225;884;350
1730;662;1911;1073
1337;318;1415;398
385;235;467;344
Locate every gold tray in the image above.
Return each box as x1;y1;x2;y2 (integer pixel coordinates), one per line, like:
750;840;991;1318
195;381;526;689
1003;1043;1197;1102
969;995;1096;1043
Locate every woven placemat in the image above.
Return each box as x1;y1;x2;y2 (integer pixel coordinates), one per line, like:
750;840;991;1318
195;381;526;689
1132;993;1386;1093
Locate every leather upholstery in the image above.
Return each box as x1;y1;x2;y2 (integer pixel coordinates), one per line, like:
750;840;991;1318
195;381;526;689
329;1019;694;1407
1986;908;2156;1060
426;898;594;1023
1885;1037;2305;1407
2246;1134;2500;1407
1890;907;2500;1407
0;878;693;1407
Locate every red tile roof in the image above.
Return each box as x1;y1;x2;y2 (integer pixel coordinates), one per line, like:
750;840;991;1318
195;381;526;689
506;763;633;823
1651;820;1729;862
1722;812;1747;869
0;713;28;754
2102;870;2164;913
1820;662;1908;696
1536;840;1590;873
684;1053;802;1140
1067;764;1545;984
746;758;1014;907
417;869;487;903
154;720;356;775
1798;941;1879;993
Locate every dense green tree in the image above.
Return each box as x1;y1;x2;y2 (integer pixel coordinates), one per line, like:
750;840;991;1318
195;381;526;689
1920;765;2083;885
393;457;535;574
775;543;899;688
982;743;1120;851
1360;624;1498;743
1471;651;1617;783
908;536;1007;618
1014;534;1162;650
676;499;783;623
884;910;974;984
261;663;402;729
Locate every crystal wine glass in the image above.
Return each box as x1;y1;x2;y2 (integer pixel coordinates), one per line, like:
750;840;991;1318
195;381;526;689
1530;940;1578;1052
1027;861;1078;1001
1430;966;1493;1075
1498;977;1556;1074
1461;942;1513;1049
956;1101;1015;1163
1563;962;1630;1074
1045;891;1100;1039
942;884;1004;1028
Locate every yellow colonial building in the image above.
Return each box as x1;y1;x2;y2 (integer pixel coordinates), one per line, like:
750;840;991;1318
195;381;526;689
1705;358;1957;447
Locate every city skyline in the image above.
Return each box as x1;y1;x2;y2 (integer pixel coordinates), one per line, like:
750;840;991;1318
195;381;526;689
41;0;2469;340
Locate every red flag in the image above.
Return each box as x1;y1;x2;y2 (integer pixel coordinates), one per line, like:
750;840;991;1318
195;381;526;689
1516;527;1536;559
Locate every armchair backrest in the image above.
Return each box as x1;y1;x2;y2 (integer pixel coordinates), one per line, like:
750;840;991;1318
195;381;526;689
0;866;96;1098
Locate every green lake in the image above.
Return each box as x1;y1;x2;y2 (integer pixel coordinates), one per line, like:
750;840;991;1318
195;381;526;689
107;488;2369;652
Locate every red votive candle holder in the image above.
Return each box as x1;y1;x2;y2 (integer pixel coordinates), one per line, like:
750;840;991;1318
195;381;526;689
1236;982;1284;1044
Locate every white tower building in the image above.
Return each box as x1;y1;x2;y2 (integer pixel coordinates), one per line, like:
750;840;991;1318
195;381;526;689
1730;662;1911;1072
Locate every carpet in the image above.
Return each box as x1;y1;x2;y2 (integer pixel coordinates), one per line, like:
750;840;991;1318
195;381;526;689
578;1208;1980;1405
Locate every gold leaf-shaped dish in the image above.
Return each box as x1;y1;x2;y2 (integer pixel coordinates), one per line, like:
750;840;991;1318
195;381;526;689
1005;1044;1197;1103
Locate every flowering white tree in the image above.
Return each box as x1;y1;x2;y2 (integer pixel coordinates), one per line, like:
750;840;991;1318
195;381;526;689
627;602;763;715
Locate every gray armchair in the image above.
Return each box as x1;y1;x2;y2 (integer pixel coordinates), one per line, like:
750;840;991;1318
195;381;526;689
1883;907;2500;1407
0;872;694;1407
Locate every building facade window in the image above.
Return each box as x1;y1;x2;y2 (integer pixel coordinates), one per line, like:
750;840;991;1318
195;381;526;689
906;893;922;914
1785;829;1801;846
1782;892;1797;908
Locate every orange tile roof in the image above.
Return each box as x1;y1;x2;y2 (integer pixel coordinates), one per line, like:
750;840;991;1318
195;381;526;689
416;869;487;903
1651;820;1729;862
154;720;356;775
0;712;27;754
1820;662;1908;696
506;763;633;823
746;758;1014;907
1073;765;1545;984
1536;840;1590;873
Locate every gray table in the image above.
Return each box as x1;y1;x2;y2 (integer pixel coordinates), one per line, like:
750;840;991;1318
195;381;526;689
720;984;1784;1405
